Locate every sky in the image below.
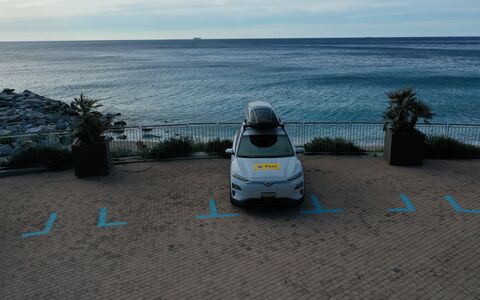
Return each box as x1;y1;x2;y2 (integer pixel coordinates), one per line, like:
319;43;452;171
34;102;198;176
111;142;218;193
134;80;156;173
0;0;479;41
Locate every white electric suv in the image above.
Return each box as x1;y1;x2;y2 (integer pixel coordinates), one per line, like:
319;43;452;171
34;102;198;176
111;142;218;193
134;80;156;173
226;101;305;205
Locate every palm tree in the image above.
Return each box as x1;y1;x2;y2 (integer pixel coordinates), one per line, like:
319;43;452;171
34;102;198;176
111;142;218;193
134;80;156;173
383;88;433;133
71;94;113;144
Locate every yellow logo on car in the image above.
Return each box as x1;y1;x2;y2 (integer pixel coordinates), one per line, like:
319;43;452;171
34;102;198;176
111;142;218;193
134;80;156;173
254;163;280;170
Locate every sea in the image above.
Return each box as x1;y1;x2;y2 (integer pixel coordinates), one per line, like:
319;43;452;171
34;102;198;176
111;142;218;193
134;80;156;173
1;37;479;125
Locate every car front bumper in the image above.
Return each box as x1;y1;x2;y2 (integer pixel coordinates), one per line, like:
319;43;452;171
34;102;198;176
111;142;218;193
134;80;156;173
230;176;304;204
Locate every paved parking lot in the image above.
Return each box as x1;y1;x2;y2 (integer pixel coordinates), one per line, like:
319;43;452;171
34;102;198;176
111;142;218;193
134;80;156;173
1;156;480;299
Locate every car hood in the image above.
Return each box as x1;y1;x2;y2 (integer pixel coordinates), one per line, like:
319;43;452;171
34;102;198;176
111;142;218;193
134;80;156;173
233;156;302;181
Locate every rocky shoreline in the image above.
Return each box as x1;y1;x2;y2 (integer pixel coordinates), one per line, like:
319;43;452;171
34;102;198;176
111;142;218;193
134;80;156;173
0;88;78;136
0;89;127;158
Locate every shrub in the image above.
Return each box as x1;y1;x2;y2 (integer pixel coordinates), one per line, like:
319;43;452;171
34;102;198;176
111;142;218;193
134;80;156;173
70;94;114;144
424;136;480;159
7;145;73;169
192;141;206;153
149;137;193;159
203;138;233;158
383;88;433;133
304;137;364;153
110;148;141;158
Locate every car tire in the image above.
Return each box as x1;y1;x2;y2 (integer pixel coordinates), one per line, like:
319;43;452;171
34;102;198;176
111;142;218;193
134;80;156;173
293;193;305;206
230;191;240;206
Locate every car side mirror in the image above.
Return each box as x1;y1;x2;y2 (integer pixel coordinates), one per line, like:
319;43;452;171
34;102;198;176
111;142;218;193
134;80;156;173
225;148;234;155
295;147;305;154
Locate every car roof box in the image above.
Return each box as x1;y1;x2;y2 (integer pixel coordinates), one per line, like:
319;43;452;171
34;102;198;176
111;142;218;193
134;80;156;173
244;101;282;128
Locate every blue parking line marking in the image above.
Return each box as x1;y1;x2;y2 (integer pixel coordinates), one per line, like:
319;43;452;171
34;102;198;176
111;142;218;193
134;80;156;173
97;207;128;227
444;195;480;213
388;193;416;213
301;195;343;215
21;212;57;238
196;199;240;219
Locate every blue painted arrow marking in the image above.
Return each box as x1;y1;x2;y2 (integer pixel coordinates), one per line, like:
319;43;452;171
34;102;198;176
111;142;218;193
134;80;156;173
196;199;240;219
388;193;416;213
21;212;57;238
301;195;343;215
97;207;128;227
444;195;480;213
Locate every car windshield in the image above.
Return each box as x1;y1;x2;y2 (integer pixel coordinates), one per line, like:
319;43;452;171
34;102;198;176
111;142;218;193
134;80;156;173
237;134;294;158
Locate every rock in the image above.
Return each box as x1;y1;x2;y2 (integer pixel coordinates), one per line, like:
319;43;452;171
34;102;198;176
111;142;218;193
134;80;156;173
0;89;119;135
1;115;21;123
114;121;127;127
0;144;13;156
26;126;44;134
2;88;14;94
47;114;60;122
0;100;14;108
55;123;68;130
143;134;161;139
0;129;12;136
22;90;36;97
65;108;78;116
106;112;121;118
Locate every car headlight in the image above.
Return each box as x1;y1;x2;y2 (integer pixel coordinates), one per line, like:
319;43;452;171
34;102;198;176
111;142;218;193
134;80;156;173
287;171;303;181
232;172;249;182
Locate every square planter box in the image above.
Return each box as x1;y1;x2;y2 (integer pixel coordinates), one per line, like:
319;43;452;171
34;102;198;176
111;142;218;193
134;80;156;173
72;141;111;177
384;128;425;166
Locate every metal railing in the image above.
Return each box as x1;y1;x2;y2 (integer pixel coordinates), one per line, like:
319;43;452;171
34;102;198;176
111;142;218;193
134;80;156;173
1;122;480;167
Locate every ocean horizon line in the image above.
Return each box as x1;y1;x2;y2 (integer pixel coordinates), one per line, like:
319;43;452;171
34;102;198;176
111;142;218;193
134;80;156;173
1;35;479;43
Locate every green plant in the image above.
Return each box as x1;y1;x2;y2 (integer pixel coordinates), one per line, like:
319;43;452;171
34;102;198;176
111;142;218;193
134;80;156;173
70;94;114;144
149;137;193;159
192;141;206;153
424;136;480;159
7;145;73;169
110;148;141;158
383;88;433;133
304;137;364;153
204;138;233;158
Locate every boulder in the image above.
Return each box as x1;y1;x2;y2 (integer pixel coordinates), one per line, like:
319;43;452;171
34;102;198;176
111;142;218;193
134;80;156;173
114;121;127;127
55;123;68;130
0;100;14;108
22;90;37;97
26;126;44;134
0;89;119;135
0;129;12;136
0;144;13;156
2;88;14;94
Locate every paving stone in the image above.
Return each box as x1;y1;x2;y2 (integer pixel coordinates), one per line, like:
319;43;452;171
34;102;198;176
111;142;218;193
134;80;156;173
0;156;479;299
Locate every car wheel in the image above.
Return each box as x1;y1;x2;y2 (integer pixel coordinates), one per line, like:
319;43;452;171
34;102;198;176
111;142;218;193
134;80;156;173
230;191;239;205
293;193;305;206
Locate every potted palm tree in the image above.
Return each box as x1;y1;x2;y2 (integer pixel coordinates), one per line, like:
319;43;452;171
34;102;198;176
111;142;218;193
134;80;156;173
383;88;433;165
71;94;114;177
